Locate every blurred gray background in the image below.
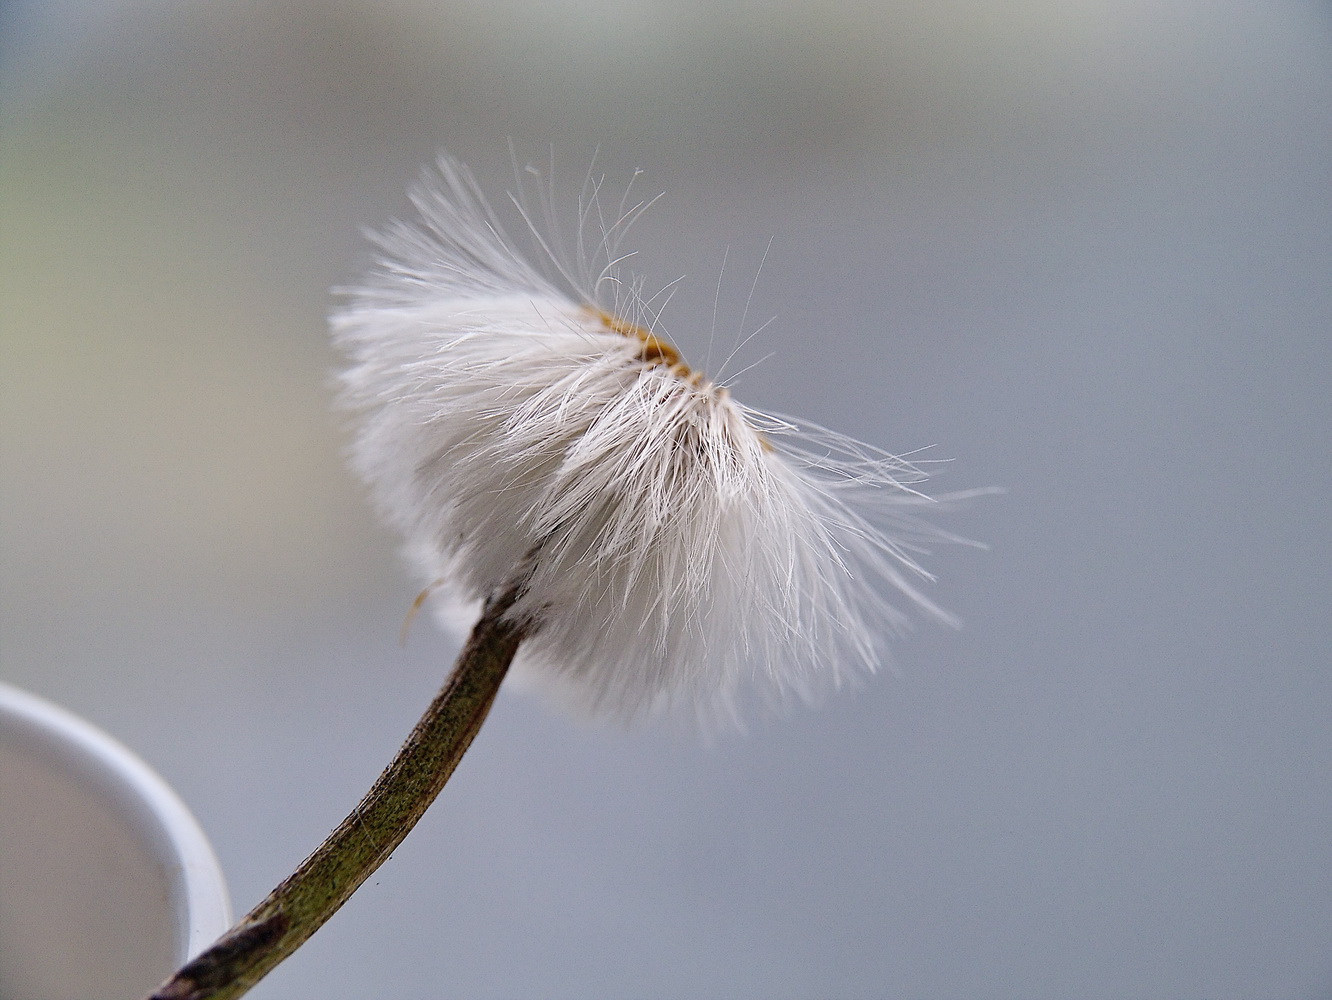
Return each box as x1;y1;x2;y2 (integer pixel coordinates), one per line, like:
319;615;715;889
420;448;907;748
3;1;1331;997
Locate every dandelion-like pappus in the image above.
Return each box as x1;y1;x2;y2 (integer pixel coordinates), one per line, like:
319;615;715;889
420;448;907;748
333;156;970;722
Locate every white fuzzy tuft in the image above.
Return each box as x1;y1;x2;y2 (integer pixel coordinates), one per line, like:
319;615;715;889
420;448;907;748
333;155;967;723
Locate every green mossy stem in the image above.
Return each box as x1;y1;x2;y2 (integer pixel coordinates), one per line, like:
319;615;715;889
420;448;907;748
147;578;531;1000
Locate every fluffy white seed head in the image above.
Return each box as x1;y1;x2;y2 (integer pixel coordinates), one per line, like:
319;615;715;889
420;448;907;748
333;156;965;723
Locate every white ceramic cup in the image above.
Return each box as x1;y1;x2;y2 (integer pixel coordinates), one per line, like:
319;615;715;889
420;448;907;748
0;681;232;1000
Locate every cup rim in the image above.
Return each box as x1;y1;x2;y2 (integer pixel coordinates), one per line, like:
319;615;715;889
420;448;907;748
0;680;233;962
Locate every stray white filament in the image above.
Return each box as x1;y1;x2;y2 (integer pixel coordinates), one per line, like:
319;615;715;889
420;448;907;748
333;154;969;723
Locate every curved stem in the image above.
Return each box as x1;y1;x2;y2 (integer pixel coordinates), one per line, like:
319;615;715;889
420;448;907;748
148;581;531;1000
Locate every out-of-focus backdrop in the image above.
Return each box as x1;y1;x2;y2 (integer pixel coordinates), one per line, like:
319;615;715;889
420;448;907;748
3;2;1331;997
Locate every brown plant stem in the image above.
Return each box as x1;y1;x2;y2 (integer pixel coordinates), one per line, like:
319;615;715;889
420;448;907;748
147;579;531;1000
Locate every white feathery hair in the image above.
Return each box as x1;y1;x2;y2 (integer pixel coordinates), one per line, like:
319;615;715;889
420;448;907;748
332;154;965;723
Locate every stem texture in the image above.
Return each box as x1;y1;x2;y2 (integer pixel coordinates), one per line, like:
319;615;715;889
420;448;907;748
147;581;529;1000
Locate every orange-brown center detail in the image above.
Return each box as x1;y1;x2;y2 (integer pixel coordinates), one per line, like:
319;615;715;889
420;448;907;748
586;307;766;446
592;308;685;369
